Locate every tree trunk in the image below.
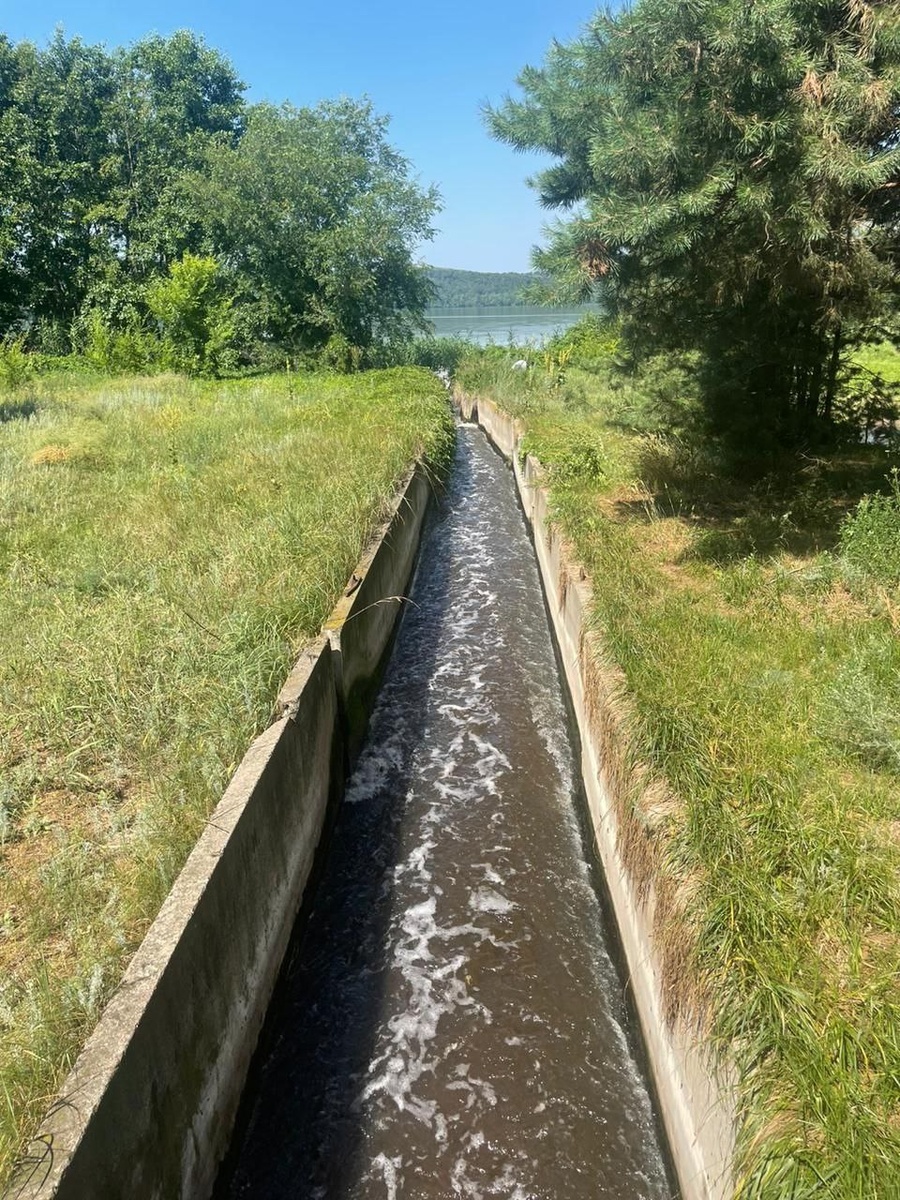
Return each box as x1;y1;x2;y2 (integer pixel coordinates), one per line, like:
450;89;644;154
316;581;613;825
808;353;823;419
823;326;842;423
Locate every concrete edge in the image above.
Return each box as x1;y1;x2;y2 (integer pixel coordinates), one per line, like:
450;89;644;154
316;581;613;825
7;450;440;1200
324;462;433;762
457;388;737;1200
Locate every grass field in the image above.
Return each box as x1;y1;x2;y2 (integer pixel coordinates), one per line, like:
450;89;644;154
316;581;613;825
458;346;900;1198
0;366;453;1184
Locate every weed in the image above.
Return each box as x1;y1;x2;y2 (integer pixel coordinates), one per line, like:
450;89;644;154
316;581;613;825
821;634;900;773
838;469;900;587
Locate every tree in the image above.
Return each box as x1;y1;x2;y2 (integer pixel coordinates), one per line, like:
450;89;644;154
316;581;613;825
0;31;245;347
0;33;115;338
195;99;439;360
488;0;900;450
146;253;234;374
0;32;436;369
100;31;245;277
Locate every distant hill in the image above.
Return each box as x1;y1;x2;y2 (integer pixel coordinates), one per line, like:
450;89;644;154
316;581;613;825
426;267;541;308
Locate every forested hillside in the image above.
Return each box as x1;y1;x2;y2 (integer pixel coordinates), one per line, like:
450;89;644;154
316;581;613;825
426;267;538;308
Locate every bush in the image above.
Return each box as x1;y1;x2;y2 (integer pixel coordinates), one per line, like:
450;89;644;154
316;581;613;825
546;313;619;371
83;313;159;375
404;336;470;373
320;332;363;374
839;470;900;586
146;255;236;376
0;337;34;391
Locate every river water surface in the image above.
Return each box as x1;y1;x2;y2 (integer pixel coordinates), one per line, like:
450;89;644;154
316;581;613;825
215;426;674;1199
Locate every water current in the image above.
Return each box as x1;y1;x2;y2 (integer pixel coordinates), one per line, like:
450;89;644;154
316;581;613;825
215;426;674;1199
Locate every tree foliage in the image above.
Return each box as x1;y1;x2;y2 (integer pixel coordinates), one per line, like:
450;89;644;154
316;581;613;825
488;0;900;449
0;32;437;371
195;99;438;357
146;253;234;374
425;267;539;308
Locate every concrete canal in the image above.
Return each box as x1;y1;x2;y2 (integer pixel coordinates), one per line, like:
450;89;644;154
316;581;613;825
214;425;675;1199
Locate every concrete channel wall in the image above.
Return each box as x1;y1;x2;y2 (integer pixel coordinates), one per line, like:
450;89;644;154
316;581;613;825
7;464;434;1200
457;391;737;1200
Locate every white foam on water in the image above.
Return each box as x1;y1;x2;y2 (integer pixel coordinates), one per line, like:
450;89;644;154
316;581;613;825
450;1156;530;1200
372;1153;402;1200
361;895;501;1132
397;838;436;883
321;431;672;1198
467;1076;497;1107
474;862;506;886
468;887;515;916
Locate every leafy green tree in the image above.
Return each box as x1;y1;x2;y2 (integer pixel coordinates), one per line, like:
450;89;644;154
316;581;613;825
0;33;115;337
100;31;245;277
0;31;436;371
0;31;244;346
488;0;900;452
195;99;439;361
146;253;234;374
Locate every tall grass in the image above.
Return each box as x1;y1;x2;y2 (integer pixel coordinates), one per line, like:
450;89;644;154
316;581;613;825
0;366;453;1184
465;345;900;1197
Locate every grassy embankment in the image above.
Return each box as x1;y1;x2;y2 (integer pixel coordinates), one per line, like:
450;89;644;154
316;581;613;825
0;365;454;1184
458;343;900;1198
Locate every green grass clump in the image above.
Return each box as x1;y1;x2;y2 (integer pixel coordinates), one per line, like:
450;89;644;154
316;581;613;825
0;366;453;1184
464;346;900;1198
838;470;900;588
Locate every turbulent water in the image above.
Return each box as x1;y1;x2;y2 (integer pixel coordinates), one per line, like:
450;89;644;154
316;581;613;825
215;426;674;1199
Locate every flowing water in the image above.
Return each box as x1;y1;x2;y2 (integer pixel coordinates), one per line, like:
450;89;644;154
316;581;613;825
215;426;674;1199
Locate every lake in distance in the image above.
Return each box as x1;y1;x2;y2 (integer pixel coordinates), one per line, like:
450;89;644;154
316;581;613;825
426;305;596;346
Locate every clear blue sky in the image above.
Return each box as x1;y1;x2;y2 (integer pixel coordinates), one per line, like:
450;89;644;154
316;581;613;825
3;0;599;272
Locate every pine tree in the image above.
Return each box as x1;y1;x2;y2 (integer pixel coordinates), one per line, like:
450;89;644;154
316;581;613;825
488;0;900;449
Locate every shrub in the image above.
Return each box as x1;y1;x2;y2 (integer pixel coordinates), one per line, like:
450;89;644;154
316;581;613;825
83;312;159;375
320;332;363;374
146;255;236;376
838;470;900;586
396;335;470;374
0;337;34;391
546;313;619;371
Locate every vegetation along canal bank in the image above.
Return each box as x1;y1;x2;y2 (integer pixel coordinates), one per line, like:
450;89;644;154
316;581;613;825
0;366;453;1188
454;326;900;1196
469;0;900;1190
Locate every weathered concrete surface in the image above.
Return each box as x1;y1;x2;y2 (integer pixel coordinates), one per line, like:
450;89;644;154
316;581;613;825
455;389;521;457
9;643;339;1200
326;463;433;761
7;455;439;1200
460;390;736;1200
